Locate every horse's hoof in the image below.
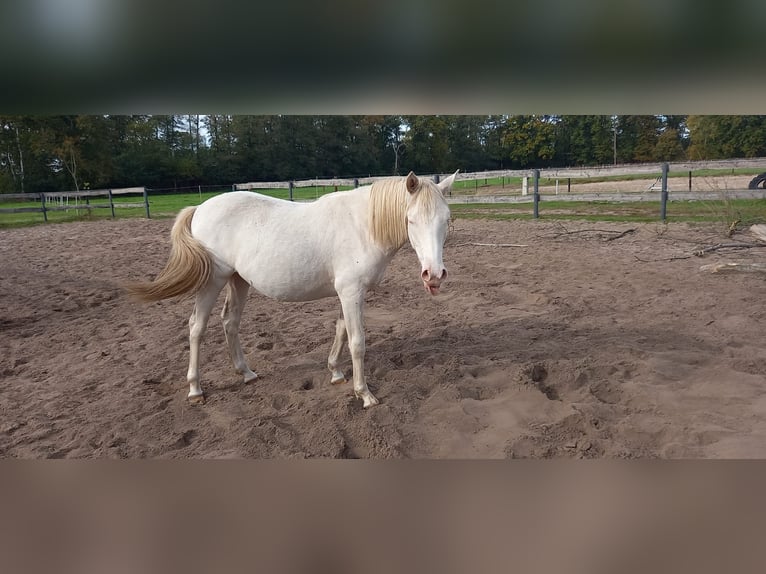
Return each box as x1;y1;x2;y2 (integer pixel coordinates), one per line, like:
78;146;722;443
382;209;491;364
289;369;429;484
363;396;380;408
243;372;258;384
330;376;347;385
354;390;379;408
188;393;206;405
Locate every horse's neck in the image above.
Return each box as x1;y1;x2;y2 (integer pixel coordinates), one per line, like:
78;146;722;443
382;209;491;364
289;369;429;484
362;184;409;255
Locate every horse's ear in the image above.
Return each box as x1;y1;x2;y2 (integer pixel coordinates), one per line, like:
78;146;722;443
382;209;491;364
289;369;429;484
438;169;460;192
406;171;419;194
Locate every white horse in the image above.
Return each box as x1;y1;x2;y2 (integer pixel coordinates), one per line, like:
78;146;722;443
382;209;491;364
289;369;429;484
128;171;456;408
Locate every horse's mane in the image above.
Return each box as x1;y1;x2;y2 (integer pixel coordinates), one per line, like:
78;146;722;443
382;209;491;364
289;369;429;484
368;175;444;252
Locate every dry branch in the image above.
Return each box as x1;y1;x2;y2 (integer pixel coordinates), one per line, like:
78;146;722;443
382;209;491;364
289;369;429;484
453;242;528;248
604;229;637;242
700;262;766;274
693;243;766;257
634;254;693;263
749;224;766;243
546;223;637;242
636;241;766;263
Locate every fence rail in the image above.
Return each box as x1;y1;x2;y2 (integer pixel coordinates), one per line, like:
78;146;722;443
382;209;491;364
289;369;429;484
446;189;766;204
452;164;766;221
231;157;766;192
3;157;765;225
0;187;149;222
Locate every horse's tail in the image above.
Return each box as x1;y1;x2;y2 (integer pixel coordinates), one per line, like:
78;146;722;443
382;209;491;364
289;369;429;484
126;206;213;302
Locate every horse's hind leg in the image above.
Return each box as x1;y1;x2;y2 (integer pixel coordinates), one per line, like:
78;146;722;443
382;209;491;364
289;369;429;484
187;274;228;403
222;273;258;384
327;316;348;384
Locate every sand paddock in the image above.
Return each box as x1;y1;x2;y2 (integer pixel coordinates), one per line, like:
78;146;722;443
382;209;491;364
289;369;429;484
2;215;765;458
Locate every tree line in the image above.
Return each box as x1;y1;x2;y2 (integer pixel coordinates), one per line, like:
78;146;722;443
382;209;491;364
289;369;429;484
1;115;765;194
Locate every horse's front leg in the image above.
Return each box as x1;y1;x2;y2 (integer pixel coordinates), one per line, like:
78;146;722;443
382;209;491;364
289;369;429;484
337;291;379;408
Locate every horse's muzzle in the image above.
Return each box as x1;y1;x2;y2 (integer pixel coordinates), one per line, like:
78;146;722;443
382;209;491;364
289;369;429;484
421;268;447;295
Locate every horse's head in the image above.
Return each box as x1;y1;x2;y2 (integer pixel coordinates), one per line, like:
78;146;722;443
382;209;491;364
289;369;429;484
405;170;456;295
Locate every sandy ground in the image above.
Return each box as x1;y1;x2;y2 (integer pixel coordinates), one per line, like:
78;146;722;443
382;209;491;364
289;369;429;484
2;214;766;458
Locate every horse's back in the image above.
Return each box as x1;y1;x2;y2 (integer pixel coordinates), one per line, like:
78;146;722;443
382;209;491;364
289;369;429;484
188;190;359;301
195;191;288;223
191;190;300;261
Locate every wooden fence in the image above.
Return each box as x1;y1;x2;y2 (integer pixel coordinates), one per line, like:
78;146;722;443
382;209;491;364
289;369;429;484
0;187;149;222
232;157;766;196
3;157;764;224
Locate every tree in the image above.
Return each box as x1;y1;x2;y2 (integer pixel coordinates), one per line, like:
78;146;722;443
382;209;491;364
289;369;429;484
404;116;451;173
554;116;615;166
201;114;237;183
0;117;27;193
58;136;80;191
502;115;557;168
654;128;685;161
617;116;661;163
8;114;766;195
483;115;509;169
718;116;766;158
685;116;766;160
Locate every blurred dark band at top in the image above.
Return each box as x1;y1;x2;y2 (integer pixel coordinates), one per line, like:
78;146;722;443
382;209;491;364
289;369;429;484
0;0;763;113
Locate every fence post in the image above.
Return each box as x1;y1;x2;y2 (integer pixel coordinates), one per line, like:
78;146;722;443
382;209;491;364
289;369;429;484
660;163;669;222
289;181;294;202
41;193;48;223
108;189;115;219
143;187;151;218
533;169;540;219
354;178;359;188
688;170;692;191
434;174;441;184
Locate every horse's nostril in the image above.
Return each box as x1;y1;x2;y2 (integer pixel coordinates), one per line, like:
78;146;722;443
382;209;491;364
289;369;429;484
421;269;429;281
440;268;448;280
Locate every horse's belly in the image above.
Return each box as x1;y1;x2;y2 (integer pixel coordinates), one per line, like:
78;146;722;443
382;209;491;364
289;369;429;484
238;262;336;302
248;278;336;302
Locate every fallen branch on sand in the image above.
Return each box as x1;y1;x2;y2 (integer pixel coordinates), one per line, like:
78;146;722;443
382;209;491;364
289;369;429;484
700;262;766;274
547;223;637;241
604;229;637;242
693;243;766;256
749;224;766;243
635;241;766;263
634;254;693;262
453;242;528;248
